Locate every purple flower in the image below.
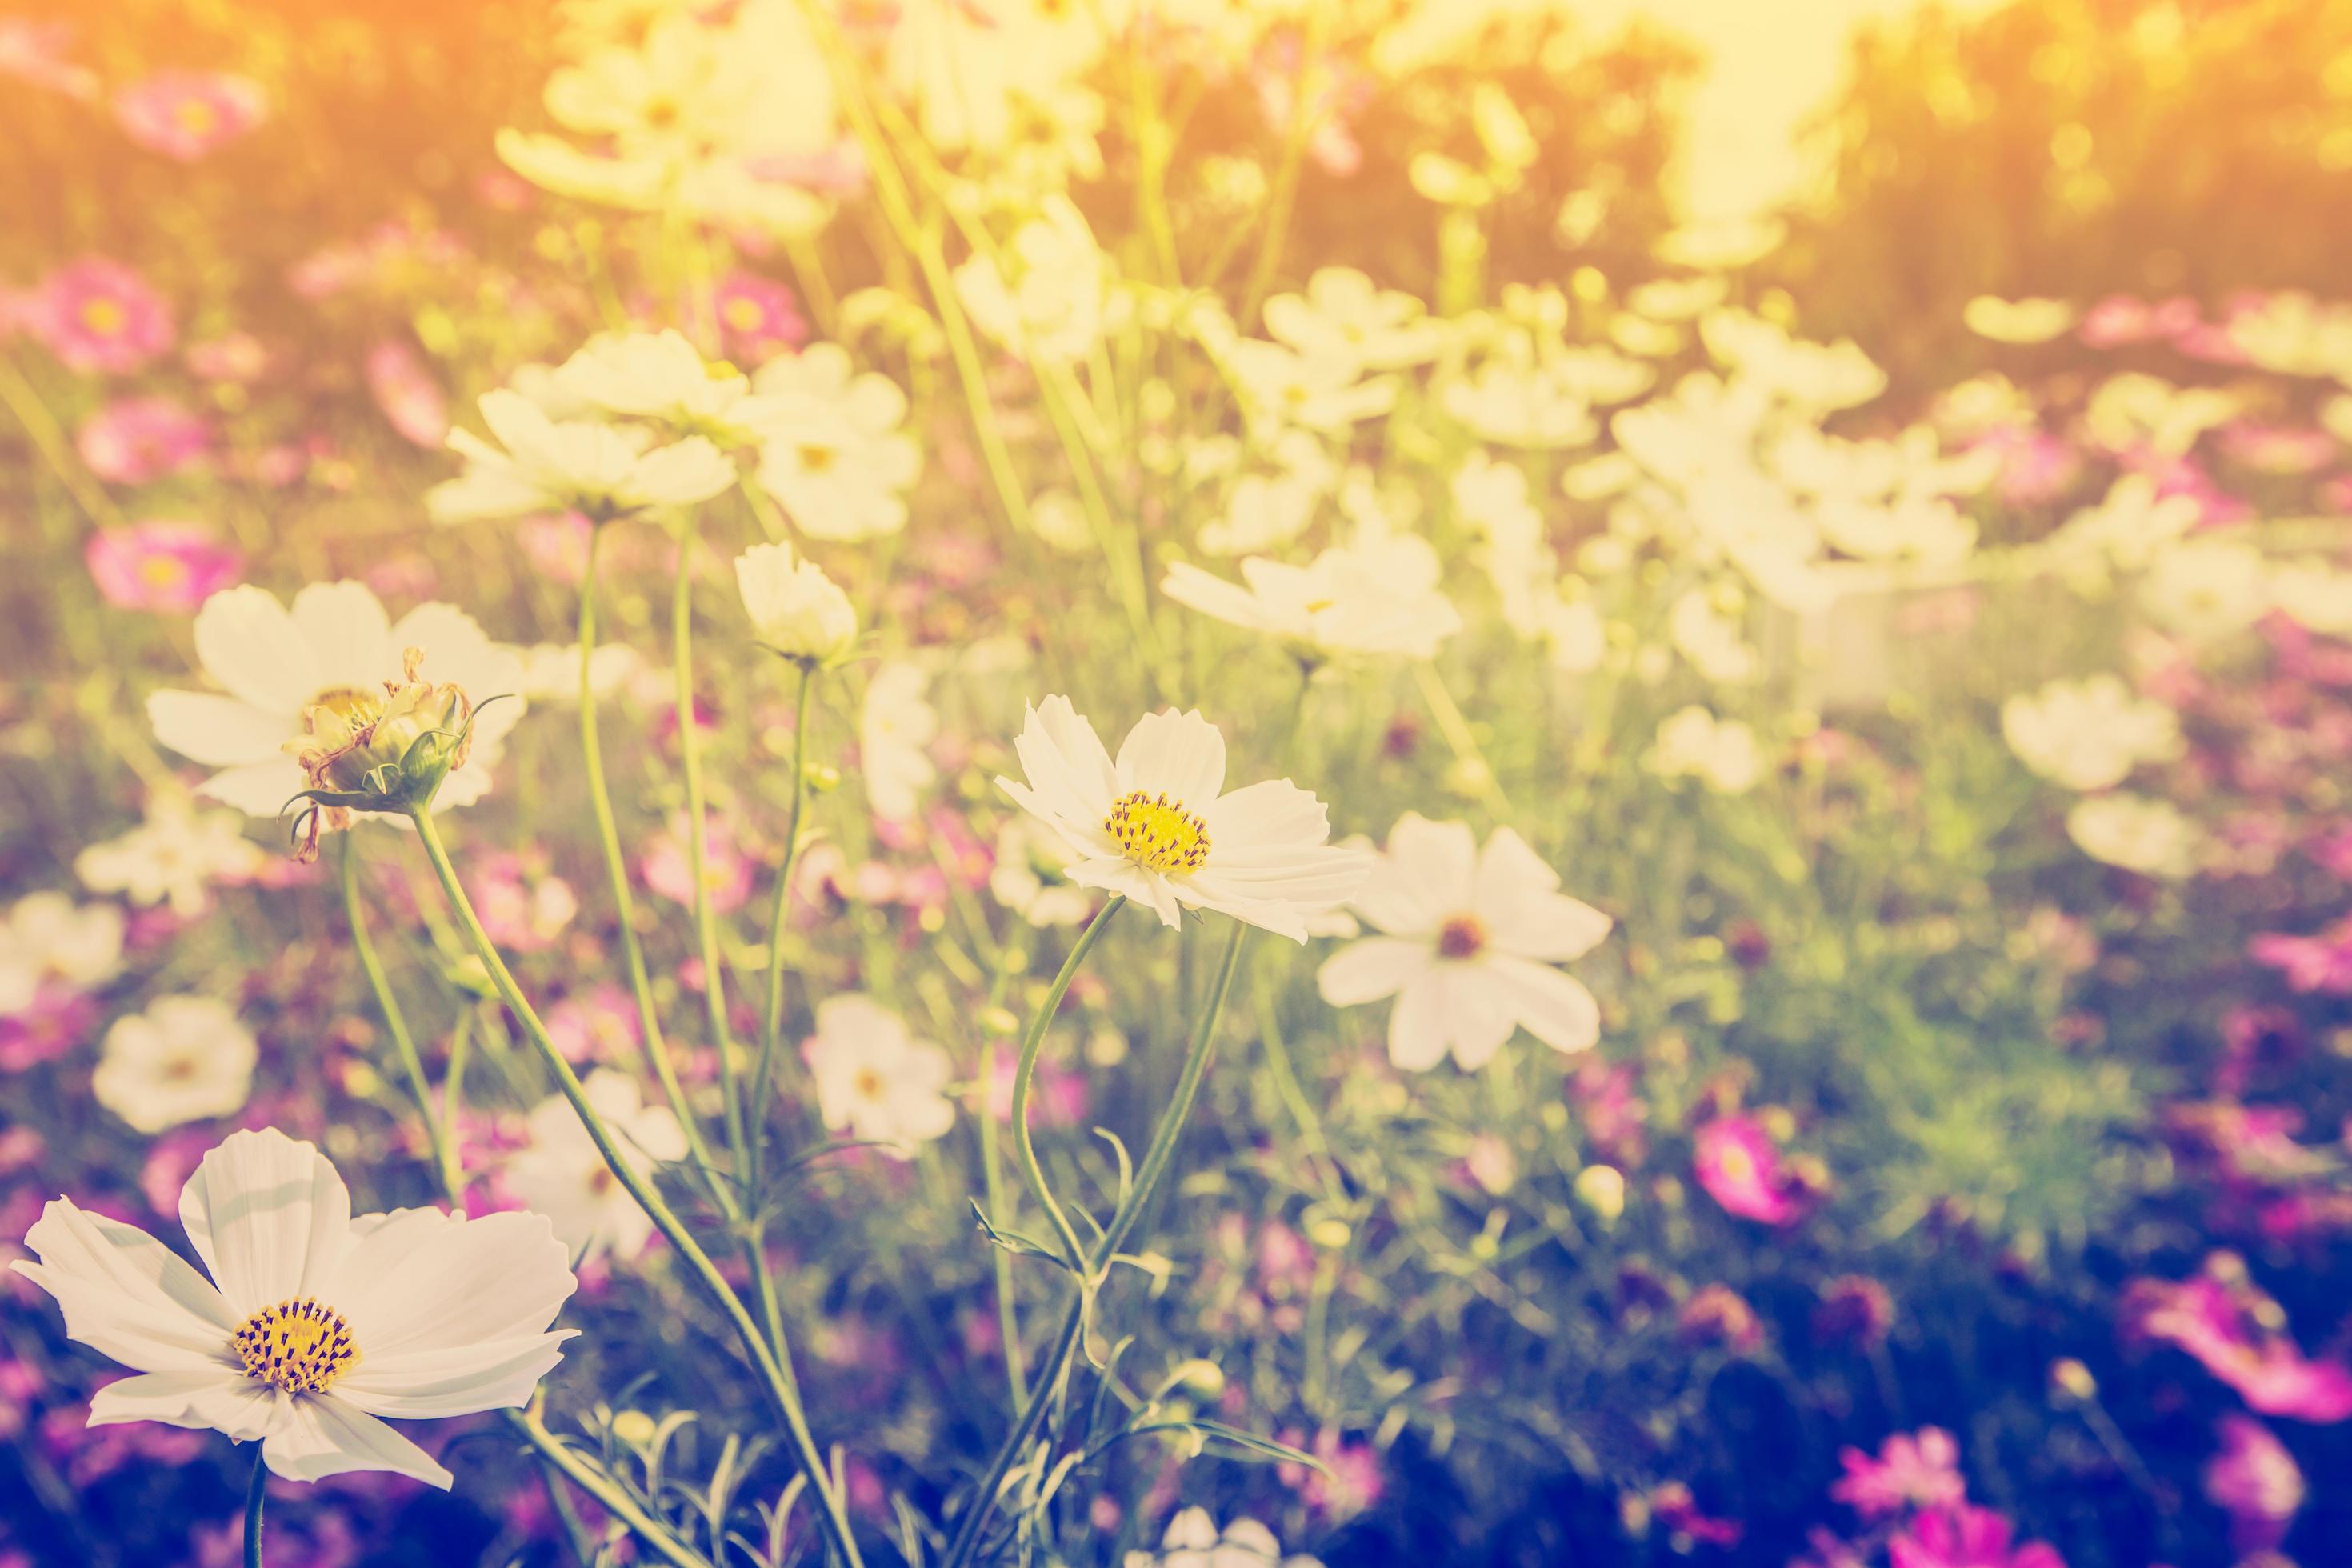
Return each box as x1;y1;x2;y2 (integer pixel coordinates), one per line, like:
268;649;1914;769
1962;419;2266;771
1830;1428;1967;1519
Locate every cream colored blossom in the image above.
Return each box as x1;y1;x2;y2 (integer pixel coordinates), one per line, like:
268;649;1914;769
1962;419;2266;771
860;661;937;823
733;541;856;665
2002;675;2183;792
75;794;265;917
803;995;955;1157
94;994;257;1134
2066;794;2202;880
1647;706;1763;794
752;346;922;540
0;893;124;1015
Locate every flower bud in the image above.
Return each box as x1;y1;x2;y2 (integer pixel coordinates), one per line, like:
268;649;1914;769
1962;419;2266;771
734;541;857;666
282;648;477;857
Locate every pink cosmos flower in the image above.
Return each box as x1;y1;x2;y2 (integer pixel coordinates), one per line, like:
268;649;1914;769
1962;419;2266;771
466;853;578;953
1693;1114;1813;1226
183;332;269;384
981;1047;1087;1127
83;519;242;612
2125;1259;2352;1420
113;70;267;161
364;338;449;448
1831;1428;1967;1519
2202;1414;2303;1553
1276;1428;1383;1522
642;813;754;914
1887;1506;2063;1568
712;272;809;362
74;395;211;484
545;985;641;1066
0;21;96;100
1971;427;2084;509
25;258;174;374
2250;917;2352;994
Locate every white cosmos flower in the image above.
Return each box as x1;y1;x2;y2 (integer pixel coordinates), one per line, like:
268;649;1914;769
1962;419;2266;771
2066;793;2202;880
733;541;857;665
1646;706;1764;794
752;344;922;541
996;698;1370;940
551;328;788;446
1162;535;1460;662
147;583;526;824
506;1070;686;1263
1124;1507;1322;1568
1318;814;1610;1072
803;994;956;1157
1262;266;1440;374
427;389;735;525
93;994;257;1134
860;661;938;823
75;792;266;916
988;817;1094;928
0;891;126;1015
2002;674;2184;792
13;1127;575;1487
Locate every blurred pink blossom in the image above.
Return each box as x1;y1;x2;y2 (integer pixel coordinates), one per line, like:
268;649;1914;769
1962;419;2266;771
1886;1505;2063;1568
75;395;211;484
26;258;174;373
642;812;754;914
1693;1113;1814;1226
1832;1428;1967;1519
364;338;449;447
84;518;242;612
113;70;267;161
713;272;809;362
2125;1258;2352;1420
184;331;269;384
2249;918;2352;994
2202;1414;2302;1553
0;19;95;99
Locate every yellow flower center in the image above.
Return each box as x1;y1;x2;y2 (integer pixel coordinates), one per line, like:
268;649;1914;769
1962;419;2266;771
234;1298;359;1394
798;442;838;474
1437;914;1487;960
138;556;190;587
853;1068;885;1101
173;98;219;134
308;685;382;724
1104;790;1210;876
81;298;127;336
723;298;766;332
1714;1146;1756;1186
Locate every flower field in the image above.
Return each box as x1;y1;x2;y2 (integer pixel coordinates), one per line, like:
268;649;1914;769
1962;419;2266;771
4;2;2352;1565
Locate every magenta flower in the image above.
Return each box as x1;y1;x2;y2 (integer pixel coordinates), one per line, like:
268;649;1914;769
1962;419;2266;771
1648;1482;1742;1548
113;70;267;162
1887;1505;2064;1568
2202;1414;2303;1552
2126;1259;2352;1421
544;985;640;1066
2250;917;2352;994
26;258;174;374
1693;1113;1814;1226
74;395;211;485
713;272;809;362
83;519;241;613
364;338;449;448
1830;1428;1967;1519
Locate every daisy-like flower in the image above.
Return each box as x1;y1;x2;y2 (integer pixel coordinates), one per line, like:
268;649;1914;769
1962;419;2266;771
952;195;1113;366
113;71;268;162
734;541;857;666
0;891;124;1017
997;698;1369;940
2066;794;2202;880
1318;814;1610;1071
2002;674;2183;792
13;1126;576;1486
75;791;266;915
1647;706;1764;794
506;1070;686;1262
1263;266;1440;374
861;661;938;824
1162;535;1461;662
26;258;174;374
802;995;956;1157
426;390;735;526
751;345;922;541
1124;1507;1322;1568
146;582;525;829
551;328;785;446
84;518;242;614
1222;338;1396;439
93;994;257;1134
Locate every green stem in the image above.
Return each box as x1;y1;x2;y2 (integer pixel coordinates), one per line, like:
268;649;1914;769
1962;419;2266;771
671;537;751;1170
404;806;864;1568
243;1450;266;1568
942;919;1248;1568
514;1407;715;1568
977;1037;1030;1411
338;839;461;1199
578;524;728;1201
1009;899;1124;1269
752;658;820;1172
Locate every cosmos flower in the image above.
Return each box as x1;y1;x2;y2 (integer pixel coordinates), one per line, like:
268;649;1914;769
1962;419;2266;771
427;389;734;525
83;519;242;614
1162;535;1461;662
93;995;257;1134
1123;1506;1322;1568
550;328;785;446
74;791;266;915
751;344;921;541
2125;1260;2352;1420
1962;296;2077;345
953;196;1113;366
1830;1428;1967;1519
2202;1415;2303;1554
734;541;857;666
75;396;211;485
2001;674;2183;792
998;698;1368;940
1886;1506;2062;1568
712;272;809;362
113;71;267;162
1692;1114;1814;1226
24;258;174;374
1318;814;1610;1071
13;1127;576;1486
506;1070;686;1262
146;582;525;824
2065;794;2202;880
1262;266;1440;373
860;661;938;824
802;994;956;1158
1647;706;1764;794
0;892;124;1018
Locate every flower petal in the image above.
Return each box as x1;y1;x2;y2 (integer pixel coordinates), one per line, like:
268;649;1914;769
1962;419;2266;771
193;585;314;716
1485;955;1602;1055
1475;829;1612;961
1317;937;1427;1007
1202;778;1330;853
333;1334;572;1421
266;1394;453;1488
1386;970;1455;1072
179;1129;353;1318
14;1198;240;1373
196;756;311;820
147;690;290;768
1114;708;1226;806
287;581;391;695
327;1207;574;1358
89;1369;275;1439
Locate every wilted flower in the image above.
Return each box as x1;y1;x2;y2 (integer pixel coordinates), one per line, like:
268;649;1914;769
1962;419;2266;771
25;258;174;374
507;1070;686;1262
113;72;267;162
733;541;856;666
93;995;256;1134
2001;674;2183;791
74;793;266;915
13;1127;575;1486
998;698;1368;941
1318;814;1610;1071
1678;1284;1763;1354
803;994;956;1157
428;389;734;525
84;519;242;614
280;647;478;854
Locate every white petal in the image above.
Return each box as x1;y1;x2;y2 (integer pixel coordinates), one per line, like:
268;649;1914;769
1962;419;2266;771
90;1369;275;1438
179;1129;353;1318
194;586;315;717
1068;856;1181;928
328;1208;574;1358
1114;709;1226;806
147;691;290;768
1386;972;1455;1071
334;1334;571;1420
1446;977;1520;1071
1383;814;1478;914
266;1394;453;1488
197;756;311;820
1202;778;1330;853
1010;696;1118;830
1475;829;1611;961
13;1198;240;1372
1486;956;1602;1054
288;582;392;694
388;602;527;747
1317;938;1427;1007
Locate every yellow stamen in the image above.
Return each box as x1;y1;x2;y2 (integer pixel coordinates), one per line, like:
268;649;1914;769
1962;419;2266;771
1104;790;1210;876
234;1298;358;1394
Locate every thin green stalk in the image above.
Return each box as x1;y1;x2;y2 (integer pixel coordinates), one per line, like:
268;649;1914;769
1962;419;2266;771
404;806;864;1568
976;1035;1030;1411
515;1407;716;1568
942;919;1248;1568
1009;899;1125;1269
751;658;820;1174
1234;1;1331;321
670;538;751;1169
243;1450;267;1568
338;840;460;1199
578;524;728;1201
0;350;126;532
